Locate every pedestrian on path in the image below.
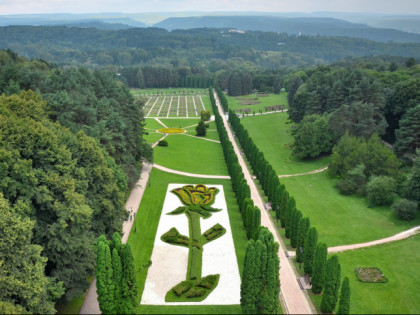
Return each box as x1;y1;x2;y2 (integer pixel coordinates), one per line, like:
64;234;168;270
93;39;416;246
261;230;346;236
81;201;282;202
134;213;136;219
130;215;132;222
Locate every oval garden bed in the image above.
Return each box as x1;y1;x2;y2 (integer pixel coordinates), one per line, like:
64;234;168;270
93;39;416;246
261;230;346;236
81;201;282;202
158;127;186;134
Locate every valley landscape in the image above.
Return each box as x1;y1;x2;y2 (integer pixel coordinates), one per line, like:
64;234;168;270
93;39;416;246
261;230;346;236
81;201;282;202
0;1;420;314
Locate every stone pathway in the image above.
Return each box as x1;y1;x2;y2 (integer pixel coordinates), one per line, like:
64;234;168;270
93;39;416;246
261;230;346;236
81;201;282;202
214;92;313;314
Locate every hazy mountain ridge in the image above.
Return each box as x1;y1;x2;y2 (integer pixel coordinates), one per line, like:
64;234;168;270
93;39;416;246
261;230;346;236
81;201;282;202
154;16;420;43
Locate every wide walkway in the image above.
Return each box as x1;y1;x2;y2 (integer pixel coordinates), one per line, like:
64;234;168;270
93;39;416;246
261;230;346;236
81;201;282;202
214;92;313;314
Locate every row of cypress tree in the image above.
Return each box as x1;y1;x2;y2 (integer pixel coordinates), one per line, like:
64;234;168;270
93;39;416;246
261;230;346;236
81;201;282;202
220;88;350;314
96;233;138;314
210;88;279;314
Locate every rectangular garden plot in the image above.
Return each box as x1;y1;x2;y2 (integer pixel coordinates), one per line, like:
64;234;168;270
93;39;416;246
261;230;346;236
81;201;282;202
141;184;241;305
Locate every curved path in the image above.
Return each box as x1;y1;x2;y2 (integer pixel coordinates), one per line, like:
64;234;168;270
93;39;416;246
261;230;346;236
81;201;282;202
153;163;230;179
278;166;329;178
214;92;313;314
287;225;420;258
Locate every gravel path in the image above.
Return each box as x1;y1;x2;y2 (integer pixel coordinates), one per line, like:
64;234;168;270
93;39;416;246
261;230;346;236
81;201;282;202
153;163;230;179
278;166;329;178
214;91;313;314
287;226;420;258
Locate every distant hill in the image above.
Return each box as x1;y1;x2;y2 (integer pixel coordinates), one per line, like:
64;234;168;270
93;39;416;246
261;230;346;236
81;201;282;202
0;14;146;29
154;16;420;43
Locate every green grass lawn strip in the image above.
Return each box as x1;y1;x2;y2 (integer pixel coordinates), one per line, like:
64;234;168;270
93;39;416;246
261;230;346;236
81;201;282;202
145;118;166;130
328;235;420;314
226;93;288;113
280;171;420;246
159;118;203;129
153;134;229;175
144;131;164;144
241;113;330;175
128;168;248;314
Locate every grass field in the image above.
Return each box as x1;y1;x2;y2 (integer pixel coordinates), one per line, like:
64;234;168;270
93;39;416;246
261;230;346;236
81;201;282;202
128;168;248;314
241;113;330;175
226;93;288;114
280;171;420;246
153;134;228;175
308;235;420;314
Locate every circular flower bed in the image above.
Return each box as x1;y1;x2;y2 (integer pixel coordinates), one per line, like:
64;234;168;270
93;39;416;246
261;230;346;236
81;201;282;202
158;128;185;134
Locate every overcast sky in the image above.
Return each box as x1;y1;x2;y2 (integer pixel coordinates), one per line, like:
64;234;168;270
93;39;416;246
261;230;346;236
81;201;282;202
1;0;420;15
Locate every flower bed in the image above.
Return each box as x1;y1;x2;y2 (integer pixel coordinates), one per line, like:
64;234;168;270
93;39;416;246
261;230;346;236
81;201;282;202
158;127;185;134
354;267;388;283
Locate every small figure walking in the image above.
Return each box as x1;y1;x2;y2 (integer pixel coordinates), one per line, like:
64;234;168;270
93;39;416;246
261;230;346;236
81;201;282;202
130;215;132;222
134;225;137;233
134;213;136;219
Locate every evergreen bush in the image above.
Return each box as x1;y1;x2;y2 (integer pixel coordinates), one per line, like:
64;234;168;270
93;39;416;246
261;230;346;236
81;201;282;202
392;198;417;221
158;140;168;146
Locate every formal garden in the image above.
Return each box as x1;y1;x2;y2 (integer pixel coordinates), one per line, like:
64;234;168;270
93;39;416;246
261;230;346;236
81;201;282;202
88;87;419;315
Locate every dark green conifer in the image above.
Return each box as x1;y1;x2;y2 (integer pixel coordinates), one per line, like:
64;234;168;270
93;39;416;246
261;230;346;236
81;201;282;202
303;227;318;275
311;243;328;294
337;277;351;315
296;218;310;263
290;210;302;248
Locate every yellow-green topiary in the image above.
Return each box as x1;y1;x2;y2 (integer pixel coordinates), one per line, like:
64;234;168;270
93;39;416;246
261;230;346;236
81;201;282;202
158;128;185;134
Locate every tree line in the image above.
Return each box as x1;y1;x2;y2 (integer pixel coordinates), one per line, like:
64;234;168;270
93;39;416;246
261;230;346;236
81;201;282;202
222;89;351;314
209;88;280;314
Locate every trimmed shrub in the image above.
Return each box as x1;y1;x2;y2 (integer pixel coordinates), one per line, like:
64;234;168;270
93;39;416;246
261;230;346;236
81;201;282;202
161;228;189;246
196;275;219;289
203;224;226;241
158;140;168;147
173;281;192;296
186;287;206;298
392;198;417;221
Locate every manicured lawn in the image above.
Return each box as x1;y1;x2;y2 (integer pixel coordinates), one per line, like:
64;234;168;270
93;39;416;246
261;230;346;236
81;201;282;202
128;168;249;314
326;235;420;314
226;93;288;114
241;113;330;175
159;118;202;129
185;129;220;142
144;131;163;144
280;171;420;246
145;118;166;130
153;134;228;175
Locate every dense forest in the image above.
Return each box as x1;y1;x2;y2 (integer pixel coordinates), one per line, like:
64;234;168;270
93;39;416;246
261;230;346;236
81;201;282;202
0;49;151;313
285;59;420;217
1;26;420;72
